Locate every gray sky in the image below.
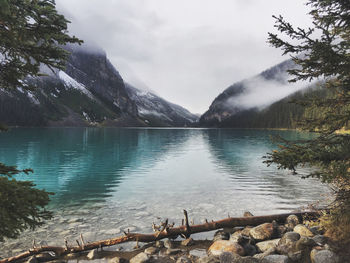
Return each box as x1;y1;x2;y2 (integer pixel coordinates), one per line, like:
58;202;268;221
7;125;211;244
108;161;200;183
56;0;312;114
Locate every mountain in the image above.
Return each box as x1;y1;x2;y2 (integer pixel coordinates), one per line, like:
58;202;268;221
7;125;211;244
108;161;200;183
199;59;319;128
125;84;198;127
0;44;197;127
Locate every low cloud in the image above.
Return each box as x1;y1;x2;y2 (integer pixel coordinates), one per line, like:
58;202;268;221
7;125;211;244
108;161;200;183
224;73;316;111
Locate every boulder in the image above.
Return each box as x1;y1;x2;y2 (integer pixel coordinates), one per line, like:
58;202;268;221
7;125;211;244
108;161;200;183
130;252;150;263
279;232;300;246
256;239;280;252
208;240;245;257
286;215;299;230
310;249;340;263
243;243;258;256
250;223;275;241
294;224;314;237
261;254;290;263
295;236;317;251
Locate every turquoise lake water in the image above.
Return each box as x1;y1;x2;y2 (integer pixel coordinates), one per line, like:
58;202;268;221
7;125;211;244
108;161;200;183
0;128;330;256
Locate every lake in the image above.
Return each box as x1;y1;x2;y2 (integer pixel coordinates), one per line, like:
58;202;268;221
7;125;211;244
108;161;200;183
0;128;330;256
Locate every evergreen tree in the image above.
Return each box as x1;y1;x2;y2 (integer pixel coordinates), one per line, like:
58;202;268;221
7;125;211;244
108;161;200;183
266;0;350;241
0;0;81;240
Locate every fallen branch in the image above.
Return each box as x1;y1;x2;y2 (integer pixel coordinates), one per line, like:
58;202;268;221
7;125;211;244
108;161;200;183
0;210;323;263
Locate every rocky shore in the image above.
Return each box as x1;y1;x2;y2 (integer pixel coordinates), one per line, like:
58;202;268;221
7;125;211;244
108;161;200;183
20;213;344;263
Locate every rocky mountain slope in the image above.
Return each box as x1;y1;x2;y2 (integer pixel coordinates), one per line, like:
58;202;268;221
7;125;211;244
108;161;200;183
199;59;320;128
125;84;198;127
0;44;197;127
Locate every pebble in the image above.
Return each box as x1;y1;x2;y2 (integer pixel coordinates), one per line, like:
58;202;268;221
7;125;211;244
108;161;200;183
165;248;182;255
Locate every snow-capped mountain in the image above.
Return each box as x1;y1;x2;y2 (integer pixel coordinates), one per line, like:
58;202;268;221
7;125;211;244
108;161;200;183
0;44;197;127
125;84;198;127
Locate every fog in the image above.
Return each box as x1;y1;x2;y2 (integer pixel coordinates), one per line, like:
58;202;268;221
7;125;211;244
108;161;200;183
55;0;313;113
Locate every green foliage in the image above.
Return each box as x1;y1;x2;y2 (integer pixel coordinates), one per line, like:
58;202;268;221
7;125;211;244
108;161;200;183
0;0;82;240
266;0;350;241
0;163;53;241
0;0;82;89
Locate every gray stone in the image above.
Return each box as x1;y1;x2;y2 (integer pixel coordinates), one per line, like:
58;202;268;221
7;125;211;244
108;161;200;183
261;254;290;263
230;231;244;243
312;235;328;245
130;252;150;263
249;223;275;241
144;246;158;255
164;239;174;249
310;249;340;263
182;237;195;246
243;243;258;256
286;215;299;230
176;256;192;263
256;239;280;252
87;249;98;260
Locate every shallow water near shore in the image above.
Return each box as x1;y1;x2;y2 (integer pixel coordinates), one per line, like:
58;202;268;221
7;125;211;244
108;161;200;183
0;128;330;257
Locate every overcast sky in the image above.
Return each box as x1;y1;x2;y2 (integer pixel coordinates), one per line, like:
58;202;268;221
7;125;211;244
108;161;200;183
56;0;312;114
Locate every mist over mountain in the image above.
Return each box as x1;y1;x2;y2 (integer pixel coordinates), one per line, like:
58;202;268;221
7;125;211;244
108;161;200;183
199;59;318;128
0;44;197;127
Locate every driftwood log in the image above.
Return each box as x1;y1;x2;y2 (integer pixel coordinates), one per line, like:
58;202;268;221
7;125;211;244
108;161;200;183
0;210;322;263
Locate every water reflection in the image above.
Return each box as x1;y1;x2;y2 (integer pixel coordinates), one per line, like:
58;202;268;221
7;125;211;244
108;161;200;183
0;128;193;206
0;128;329;210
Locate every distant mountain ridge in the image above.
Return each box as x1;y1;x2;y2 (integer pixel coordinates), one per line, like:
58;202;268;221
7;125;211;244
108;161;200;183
0;44;198;127
199;59;320;128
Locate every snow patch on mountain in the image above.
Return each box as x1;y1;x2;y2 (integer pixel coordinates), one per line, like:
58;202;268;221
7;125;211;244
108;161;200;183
58;71;95;99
